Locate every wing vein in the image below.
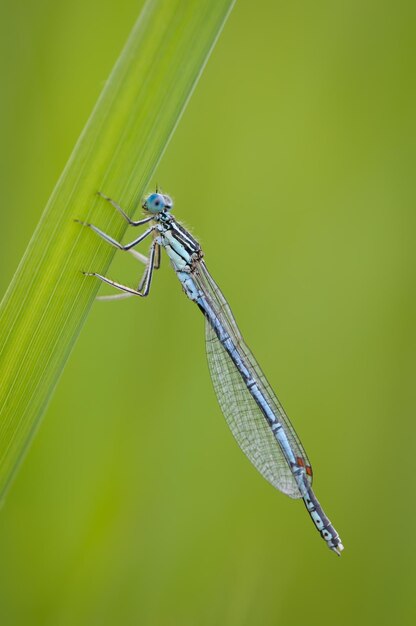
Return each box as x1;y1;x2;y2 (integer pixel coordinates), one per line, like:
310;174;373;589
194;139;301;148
194;261;313;498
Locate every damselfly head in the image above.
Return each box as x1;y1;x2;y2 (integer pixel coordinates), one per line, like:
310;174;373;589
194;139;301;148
142;193;173;214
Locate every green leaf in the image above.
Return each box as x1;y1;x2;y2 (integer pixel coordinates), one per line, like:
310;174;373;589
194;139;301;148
0;0;235;500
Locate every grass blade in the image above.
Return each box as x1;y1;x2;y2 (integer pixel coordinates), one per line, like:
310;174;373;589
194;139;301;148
0;0;235;499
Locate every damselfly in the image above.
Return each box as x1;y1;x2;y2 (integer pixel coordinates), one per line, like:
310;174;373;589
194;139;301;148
77;191;344;555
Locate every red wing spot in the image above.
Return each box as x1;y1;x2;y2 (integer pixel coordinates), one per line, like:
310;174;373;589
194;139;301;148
306;466;313;477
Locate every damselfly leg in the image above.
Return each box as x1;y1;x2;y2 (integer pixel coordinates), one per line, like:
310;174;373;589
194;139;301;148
84;239;157;297
97;191;153;227
154;241;161;270
76;193;159;298
96;248;151;301
74;219;154;251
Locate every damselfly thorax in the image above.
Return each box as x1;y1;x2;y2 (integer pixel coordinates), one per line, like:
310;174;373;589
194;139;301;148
153;216;203;274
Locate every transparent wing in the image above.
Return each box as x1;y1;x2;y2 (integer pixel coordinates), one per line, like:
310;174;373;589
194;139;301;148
194;261;313;499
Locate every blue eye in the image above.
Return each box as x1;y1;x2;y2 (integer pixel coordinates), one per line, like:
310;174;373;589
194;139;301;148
142;192;173;214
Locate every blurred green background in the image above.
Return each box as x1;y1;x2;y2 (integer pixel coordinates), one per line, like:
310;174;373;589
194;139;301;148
0;0;415;624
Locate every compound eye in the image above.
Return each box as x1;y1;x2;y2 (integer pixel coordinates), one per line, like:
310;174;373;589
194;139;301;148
143;191;173;213
162;194;173;210
151;193;164;207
